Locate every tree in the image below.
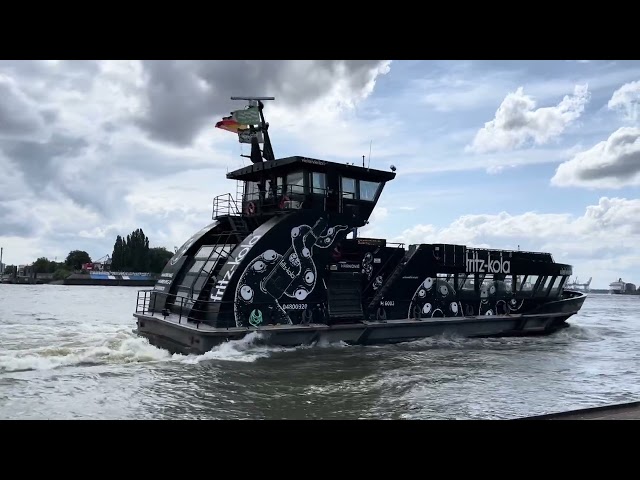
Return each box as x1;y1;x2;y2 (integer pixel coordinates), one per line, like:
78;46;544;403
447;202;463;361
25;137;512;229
52;267;71;281
33;257;55;274
65;250;92;270
111;235;124;271
148;247;174;273
110;228;151;271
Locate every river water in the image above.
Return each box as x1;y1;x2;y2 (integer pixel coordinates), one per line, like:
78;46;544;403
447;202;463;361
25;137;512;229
1;284;639;419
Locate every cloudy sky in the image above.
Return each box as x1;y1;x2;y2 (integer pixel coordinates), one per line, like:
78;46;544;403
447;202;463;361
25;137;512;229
1;60;639;288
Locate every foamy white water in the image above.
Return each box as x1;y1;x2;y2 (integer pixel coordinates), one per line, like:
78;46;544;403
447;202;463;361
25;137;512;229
1;284;639;419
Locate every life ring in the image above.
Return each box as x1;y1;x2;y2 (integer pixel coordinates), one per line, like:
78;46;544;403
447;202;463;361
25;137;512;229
412;305;422;320
245;202;256;215
376;307;387;321
279;196;290;209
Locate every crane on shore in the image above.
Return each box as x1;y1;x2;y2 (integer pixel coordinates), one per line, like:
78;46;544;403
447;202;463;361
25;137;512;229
566;276;592;292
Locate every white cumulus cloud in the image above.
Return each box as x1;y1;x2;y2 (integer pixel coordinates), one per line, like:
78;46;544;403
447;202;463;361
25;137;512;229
467;84;590;154
608;80;640;122
551;126;640;188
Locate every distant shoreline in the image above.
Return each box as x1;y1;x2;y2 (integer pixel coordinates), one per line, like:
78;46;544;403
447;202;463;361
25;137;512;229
1;272;157;287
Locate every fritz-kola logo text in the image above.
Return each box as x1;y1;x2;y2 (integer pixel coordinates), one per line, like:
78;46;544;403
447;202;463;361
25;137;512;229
466;250;511;274
211;235;262;301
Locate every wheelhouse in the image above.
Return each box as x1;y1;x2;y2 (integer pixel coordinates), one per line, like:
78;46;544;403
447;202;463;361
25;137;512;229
221;156;396;228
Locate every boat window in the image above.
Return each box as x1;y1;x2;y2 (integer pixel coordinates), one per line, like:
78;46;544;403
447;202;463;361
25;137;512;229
517;275;528;291
359;180;381;201
245;181;260;201
534;276;552;297
437;273;455;291
189;260;205;273
460;275;475;291
341;177;356;199
311;172;326;194
287;171;305;194
196;246;214;259
203;259;216;273
265;178;274;198
276;176;283;195
549;276;563;296
521;275;538;293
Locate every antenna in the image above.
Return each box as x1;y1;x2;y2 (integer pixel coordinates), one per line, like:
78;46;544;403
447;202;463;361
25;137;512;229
231;96;275;101
368;140;372;170
362;155;365;167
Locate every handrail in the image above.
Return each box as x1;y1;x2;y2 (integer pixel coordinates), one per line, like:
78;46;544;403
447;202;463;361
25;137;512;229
212;193;241;219
135;289;327;326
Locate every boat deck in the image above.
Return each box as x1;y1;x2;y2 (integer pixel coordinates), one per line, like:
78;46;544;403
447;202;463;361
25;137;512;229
519;401;640;420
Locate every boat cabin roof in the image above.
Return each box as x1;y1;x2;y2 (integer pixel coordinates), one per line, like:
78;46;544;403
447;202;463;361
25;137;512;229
226;156;397;183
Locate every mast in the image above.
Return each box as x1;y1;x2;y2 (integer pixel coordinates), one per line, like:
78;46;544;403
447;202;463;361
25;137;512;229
230;96;276;162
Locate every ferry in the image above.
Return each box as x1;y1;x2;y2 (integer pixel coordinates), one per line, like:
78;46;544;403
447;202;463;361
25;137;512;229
133;96;587;354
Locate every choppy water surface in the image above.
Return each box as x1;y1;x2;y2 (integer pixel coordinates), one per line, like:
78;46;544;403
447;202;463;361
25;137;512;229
1;285;639;419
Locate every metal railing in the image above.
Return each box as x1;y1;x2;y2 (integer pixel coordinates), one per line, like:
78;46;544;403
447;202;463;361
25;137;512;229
212;193;241;219
135;289;328;327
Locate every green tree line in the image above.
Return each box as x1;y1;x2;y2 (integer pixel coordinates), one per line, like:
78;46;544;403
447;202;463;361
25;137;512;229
3;228;174;278
110;228;173;272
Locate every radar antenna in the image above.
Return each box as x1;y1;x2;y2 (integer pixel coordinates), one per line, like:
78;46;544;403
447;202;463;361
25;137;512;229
231;96;276;163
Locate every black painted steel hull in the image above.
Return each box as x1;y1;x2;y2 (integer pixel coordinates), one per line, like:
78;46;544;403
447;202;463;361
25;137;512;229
133;291;586;355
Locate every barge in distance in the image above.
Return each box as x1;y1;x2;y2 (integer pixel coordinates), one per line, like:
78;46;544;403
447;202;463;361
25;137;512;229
133;96;587;355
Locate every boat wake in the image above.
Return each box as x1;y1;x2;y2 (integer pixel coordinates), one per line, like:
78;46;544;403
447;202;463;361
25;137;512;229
0;330;349;373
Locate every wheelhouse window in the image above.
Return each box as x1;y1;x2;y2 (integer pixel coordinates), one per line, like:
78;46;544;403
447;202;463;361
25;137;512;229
311;172;326;194
359;180;381;201
287;171;305;194
244;181;260;201
341;177;356;199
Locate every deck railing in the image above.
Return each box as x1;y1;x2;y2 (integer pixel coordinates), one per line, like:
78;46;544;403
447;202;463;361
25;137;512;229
135;289;327;327
212;193;241;219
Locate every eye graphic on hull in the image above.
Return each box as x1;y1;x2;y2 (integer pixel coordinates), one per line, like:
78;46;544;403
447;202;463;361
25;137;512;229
439;285;449;296
304;270;315;285
253;261;267;272
263;250;277;262
294;288;309;300
240;285;254;302
450;302;458;314
291;227;300;238
301;247;311;258
418;289;426;298
423;277;433;290
423;303;432;315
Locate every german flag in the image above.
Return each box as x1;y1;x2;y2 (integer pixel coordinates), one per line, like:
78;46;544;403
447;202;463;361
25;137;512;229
215;116;248;133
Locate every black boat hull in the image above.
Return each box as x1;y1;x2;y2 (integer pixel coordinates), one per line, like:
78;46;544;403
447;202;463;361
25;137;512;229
133;291;586;355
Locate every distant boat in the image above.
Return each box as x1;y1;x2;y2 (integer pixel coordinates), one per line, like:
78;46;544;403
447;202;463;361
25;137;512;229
609;278;639;295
